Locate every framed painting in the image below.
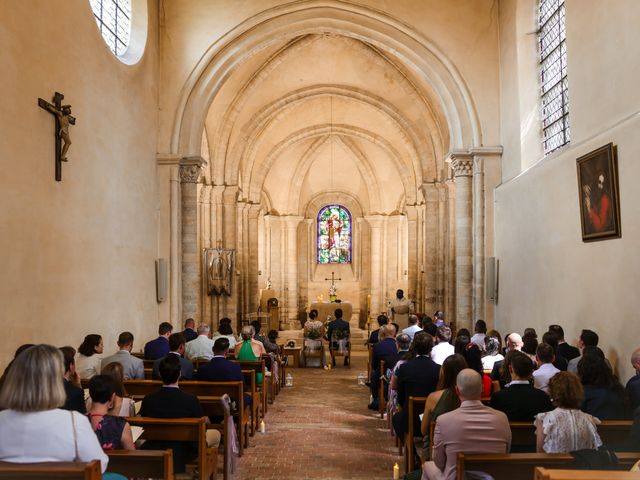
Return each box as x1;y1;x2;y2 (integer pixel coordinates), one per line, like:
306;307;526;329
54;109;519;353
576;143;621;242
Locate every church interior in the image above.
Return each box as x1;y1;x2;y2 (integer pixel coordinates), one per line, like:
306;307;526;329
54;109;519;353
1;0;640;476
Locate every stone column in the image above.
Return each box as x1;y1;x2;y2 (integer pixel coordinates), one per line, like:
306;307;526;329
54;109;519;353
247;204;262;315
222;186;239;321
179;156;206;323
365;215;385;316
422;183;439;316
282;216;303;328
405;204;420;310
472;157;485;322
199;185;212;326
450;153;473;330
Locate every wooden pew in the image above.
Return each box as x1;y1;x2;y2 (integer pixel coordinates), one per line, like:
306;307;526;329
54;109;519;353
0;461;101;479
535;467;640;480
198;395;237;480
106;449;174;479
456;452;640;480
261;354;278;404
509;420;633;452
127;416;216;480
278;344;287;388
233;359;267;417
124;380;251;456
405;396;428;474
378;359;386;419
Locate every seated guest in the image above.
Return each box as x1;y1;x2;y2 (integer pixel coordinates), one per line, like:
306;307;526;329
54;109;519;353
626;348;640;412
326;308;350;367
481;336;504;371
87;375;135;450
368;324;398;410
152;333;193;380
493;350;519;387
470;319;487;351
533;343;560;394
0;345;109;474
422;369;511;480
535;371;602;453
99;362;135;417
453;334;470;355
267;329;280;352
60;346;86;414
548;324;581;361
387;333;412;414
196;337;252;408
185;324;216;360
210;320;237;350
433;310;445;326
76;334;103;380
182;317;198;342
402;315;423;341
303;310;325;366
542;331;568;371
490;351;553;421
568;329;610;373
491;332;524;380
431;326;455;366
368;314;388;344
0;344;34;394
462;343;491;398
392;332;440;441
144;322;173;360
487;329;502;353
522;331;539;363
101;331;144;380
141;355;218;473
420;354;467;460
424;322;438;341
235;325;267;382
578;347;625;420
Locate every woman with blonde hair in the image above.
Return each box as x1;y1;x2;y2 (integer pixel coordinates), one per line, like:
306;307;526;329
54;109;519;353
0;344;109;473
235;325;267;383
100;362;135;417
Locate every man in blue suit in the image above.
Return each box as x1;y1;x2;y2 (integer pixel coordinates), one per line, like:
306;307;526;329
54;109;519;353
326;308;350;366
368;324;398;410
196;337;251;407
152;332;194;380
144;322;173;360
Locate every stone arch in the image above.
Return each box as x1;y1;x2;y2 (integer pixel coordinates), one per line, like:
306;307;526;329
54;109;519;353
247;124;416;204
170;0;482;157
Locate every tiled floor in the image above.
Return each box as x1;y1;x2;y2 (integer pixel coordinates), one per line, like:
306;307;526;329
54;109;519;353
235;352;401;479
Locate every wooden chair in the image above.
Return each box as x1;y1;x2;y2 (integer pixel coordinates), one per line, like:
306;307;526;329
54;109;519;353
302;338;325;369
0;461;101;479
456;452;640;480
535;467;640;480
106;449;174;479
405;396;428;474
367;344;373;384
329;333;351;368
126;416;217;480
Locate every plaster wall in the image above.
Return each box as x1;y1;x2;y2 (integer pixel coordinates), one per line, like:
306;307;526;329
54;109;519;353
0;1;160;370
495;0;640;382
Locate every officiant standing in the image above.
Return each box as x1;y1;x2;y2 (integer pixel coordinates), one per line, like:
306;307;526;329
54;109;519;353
389;289;413;330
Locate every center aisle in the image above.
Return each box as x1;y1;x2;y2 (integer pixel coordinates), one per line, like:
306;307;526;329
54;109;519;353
235;351;402;479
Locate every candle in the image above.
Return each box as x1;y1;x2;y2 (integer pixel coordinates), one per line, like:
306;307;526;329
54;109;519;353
393;462;399;480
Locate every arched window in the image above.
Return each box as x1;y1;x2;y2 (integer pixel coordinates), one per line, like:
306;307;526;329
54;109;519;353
539;0;570;155
89;0;132;57
317;205;352;264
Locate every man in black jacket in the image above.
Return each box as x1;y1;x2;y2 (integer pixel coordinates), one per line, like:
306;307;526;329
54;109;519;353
326;308;350;366
549;324;580;361
490;351;553;421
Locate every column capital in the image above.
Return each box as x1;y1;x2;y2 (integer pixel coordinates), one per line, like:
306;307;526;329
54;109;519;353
247;203;262;219
222;185;239;204
282;215;303;228
446;151;473;177
364;214;386;228
199;184;212;203
179;156;207;183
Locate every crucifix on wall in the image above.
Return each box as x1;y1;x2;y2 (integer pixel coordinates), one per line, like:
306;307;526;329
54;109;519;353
38;92;76;181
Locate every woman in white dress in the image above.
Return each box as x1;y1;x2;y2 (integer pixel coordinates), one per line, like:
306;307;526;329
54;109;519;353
535;371;602;453
76;334;103;380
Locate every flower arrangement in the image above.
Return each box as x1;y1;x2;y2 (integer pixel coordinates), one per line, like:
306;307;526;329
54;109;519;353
306;325;323;340
328;284;337;296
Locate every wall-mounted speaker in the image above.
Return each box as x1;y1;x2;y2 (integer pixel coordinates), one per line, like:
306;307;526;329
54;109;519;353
486;257;498;304
156;258;167;303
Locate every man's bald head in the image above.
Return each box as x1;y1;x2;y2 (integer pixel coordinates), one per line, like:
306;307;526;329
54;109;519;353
456;368;483;400
632;348;640;371
507;333;523;351
379;324;396;340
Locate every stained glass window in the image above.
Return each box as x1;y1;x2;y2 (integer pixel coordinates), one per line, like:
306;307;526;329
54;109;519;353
539;0;570;155
317;205;352;264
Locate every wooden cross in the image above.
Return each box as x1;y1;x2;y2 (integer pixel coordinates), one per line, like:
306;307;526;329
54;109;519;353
38;92;76;181
324;271;342;287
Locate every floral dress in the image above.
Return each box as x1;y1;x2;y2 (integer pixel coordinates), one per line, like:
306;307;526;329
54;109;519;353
89;414;127;450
